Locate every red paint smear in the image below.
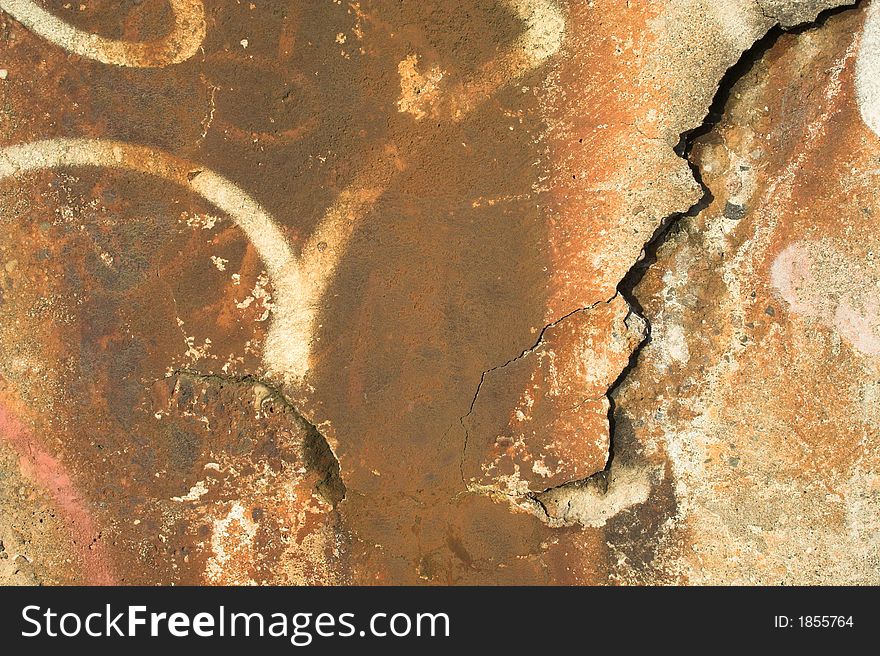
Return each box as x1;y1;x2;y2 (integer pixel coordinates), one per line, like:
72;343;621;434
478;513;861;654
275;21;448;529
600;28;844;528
0;404;116;585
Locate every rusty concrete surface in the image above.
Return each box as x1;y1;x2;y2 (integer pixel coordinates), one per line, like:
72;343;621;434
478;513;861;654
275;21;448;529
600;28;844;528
616;2;880;584
0;0;876;585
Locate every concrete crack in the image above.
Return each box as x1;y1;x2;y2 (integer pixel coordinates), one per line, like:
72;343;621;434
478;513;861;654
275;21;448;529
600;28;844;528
595;0;863;515
458;295;618;485
754;0;773;20
462;0;863;527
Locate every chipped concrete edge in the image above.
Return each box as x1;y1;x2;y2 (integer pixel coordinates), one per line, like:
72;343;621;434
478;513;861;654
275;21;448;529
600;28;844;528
464;0;862;529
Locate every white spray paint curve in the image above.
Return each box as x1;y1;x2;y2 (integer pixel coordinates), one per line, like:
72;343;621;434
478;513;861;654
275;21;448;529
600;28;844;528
0;0;205;67
0;1;567;384
0;138;313;379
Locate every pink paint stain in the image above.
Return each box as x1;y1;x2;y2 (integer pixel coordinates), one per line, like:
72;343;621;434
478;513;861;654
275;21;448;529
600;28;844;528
771;242;880;358
0;403;116;585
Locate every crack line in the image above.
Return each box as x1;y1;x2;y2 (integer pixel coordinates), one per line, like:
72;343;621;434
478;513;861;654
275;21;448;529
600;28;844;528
458;0;864;519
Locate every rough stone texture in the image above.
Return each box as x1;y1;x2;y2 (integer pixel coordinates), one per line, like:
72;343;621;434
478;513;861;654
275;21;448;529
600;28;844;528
616;2;880;584
0;0;874;585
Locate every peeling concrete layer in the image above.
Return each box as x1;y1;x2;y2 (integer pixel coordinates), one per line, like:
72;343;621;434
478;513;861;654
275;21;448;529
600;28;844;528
0;0;871;585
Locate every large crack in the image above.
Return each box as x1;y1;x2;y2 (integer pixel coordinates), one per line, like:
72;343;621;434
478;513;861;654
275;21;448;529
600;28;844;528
618;2;862;311
460;0;861;526
611;1;863;398
552;1;864;525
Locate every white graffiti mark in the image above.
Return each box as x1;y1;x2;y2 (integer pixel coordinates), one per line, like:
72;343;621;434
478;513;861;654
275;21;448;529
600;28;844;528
0;0;205;67
440;0;566;120
857;0;880;137
0;1;566;384
0;138;313;379
770;241;880;357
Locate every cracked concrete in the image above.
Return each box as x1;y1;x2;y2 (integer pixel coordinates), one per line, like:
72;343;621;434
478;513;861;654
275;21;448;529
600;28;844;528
0;0;874;585
614;0;880;583
462;294;645;497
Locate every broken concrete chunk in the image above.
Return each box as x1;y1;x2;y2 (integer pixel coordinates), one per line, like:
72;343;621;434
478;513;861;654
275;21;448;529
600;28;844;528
463;295;646;495
535;465;656;528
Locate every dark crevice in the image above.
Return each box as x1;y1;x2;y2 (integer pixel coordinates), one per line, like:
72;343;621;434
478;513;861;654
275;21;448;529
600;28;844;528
513;46;750;506
532;1;861;514
625;26;783;316
166;369;345;507
605;1;861;486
